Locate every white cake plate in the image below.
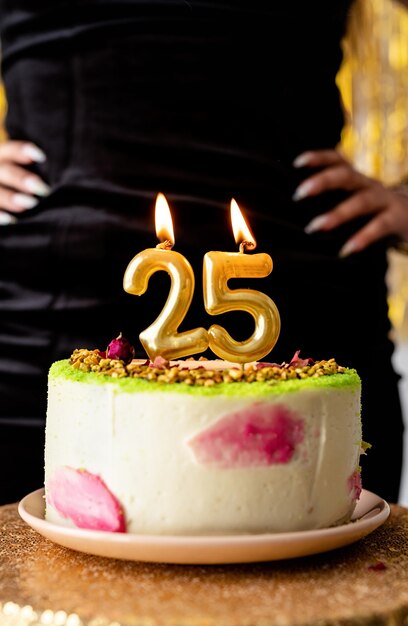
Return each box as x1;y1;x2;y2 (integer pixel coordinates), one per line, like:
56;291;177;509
18;488;390;564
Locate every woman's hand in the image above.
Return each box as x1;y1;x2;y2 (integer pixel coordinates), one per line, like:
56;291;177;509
0;140;50;225
292;149;408;257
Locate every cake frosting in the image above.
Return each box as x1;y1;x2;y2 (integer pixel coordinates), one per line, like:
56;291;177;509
44;348;363;535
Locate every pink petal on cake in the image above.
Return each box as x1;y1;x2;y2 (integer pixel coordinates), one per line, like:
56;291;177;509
47;467;126;532
289;350;315;368
348;469;362;501
149;355;169;369
188;404;304;468
170;359;240;371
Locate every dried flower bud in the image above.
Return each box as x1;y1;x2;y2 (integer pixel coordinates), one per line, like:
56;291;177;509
106;333;135;363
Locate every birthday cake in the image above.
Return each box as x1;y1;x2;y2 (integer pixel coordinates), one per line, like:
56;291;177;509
44;338;363;535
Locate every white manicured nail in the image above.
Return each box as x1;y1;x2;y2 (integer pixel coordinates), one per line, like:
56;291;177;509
24;176;51;196
339;240;359;258
304;214;330;234
12;193;39;209
0;212;17;225
293;180;315;201
22;144;47;163
293;152;313;168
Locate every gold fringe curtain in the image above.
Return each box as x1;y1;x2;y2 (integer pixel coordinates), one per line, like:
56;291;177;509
0;83;6;143
339;0;408;340
338;0;408;184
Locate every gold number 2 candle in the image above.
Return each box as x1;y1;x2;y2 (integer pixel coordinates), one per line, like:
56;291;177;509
123;193;209;361
203;199;281;363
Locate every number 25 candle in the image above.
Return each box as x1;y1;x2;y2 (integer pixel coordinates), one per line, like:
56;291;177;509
203;199;281;363
123;193;209;361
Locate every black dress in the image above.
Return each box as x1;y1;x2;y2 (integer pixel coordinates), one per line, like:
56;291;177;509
0;0;403;504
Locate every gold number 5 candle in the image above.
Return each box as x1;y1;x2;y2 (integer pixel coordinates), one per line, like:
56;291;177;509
203;199;281;363
123;193;209;361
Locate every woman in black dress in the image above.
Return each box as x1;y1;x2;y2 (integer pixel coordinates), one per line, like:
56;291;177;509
0;0;407;504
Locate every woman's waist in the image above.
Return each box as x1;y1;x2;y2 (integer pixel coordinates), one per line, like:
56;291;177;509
40;147;294;205
9;173;391;262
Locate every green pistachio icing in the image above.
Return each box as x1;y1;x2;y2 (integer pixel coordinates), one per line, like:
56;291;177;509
49;359;361;398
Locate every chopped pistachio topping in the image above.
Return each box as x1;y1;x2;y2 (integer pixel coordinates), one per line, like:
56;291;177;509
69;349;347;386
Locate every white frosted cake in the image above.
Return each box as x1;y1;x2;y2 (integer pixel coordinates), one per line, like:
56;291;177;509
44;341;363;536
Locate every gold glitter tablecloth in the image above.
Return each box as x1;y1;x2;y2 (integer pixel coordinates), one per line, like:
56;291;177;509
1;503;408;626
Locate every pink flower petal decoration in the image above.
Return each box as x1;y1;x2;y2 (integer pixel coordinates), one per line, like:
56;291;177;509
188;404;304;468
47;466;126;532
348;469;362;501
289;350;315;368
149;355;169;369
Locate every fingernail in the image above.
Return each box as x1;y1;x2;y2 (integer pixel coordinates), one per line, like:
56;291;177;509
0;212;17;225
24;176;51;196
304;214;330;234
293;152;313;168
22;144;47;163
12;193;39;209
339;240;359;258
293;180;315;201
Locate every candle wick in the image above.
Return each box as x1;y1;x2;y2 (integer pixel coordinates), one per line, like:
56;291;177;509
239;240;255;254
156;240;173;250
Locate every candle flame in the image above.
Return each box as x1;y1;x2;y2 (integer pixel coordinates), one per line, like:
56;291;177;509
230;199;256;251
155;193;175;247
